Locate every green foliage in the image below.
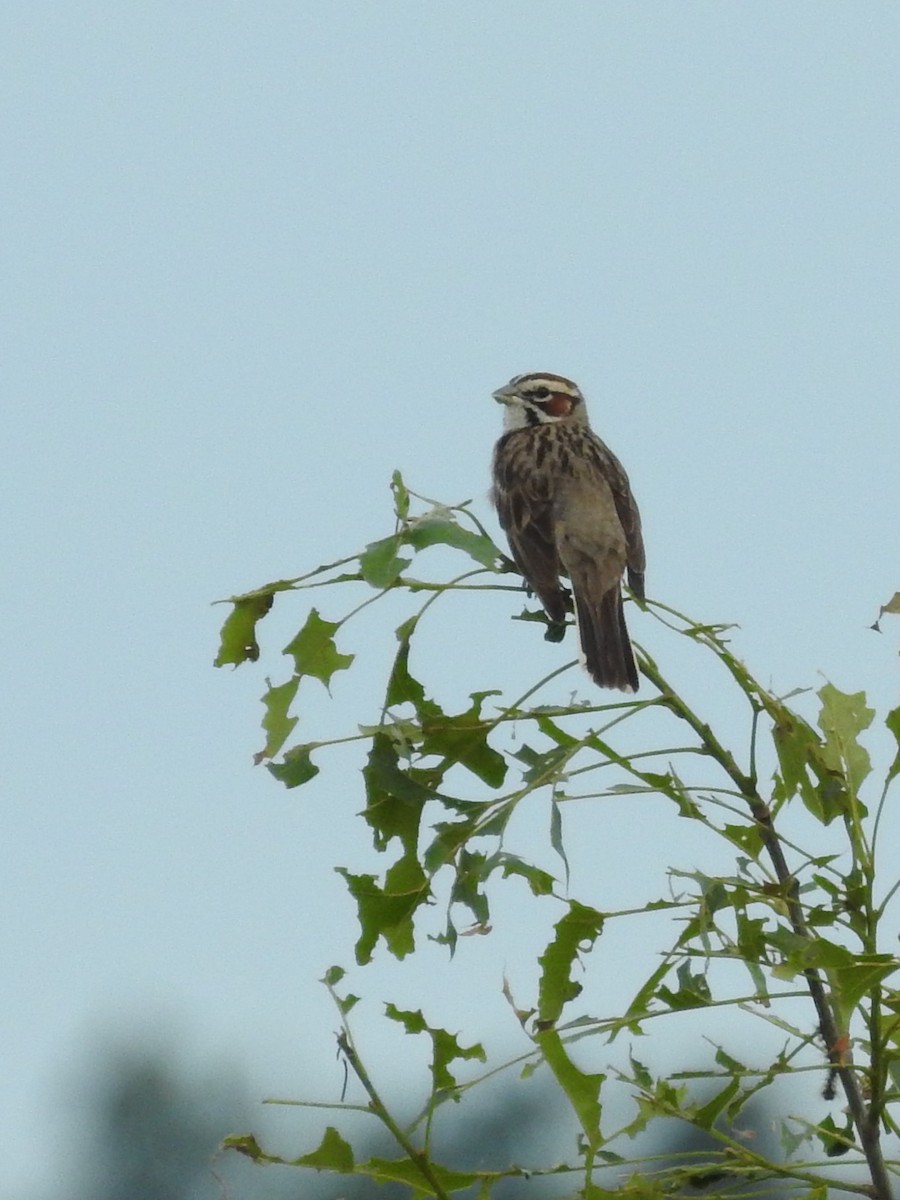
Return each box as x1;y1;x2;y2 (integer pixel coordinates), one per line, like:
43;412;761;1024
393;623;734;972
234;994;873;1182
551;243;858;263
217;474;900;1200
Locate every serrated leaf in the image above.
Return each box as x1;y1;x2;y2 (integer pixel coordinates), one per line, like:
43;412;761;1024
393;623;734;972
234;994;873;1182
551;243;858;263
448;848;492;926
267;742;319;788
359;535;411;589
885;705;900;786
405;513;500;569
386;616;437;714
816;1112;855;1157
357;1156;480;1191
693;1077;742;1130
657;961;711;1010
770;706;820;806
817;683;873;795
714;1045;746;1073
362;733;432;854
321;965;358;1014
255;675;300;762
873;591;900;629
516;742;573;786
831;955;900;1020
337;857;429;964
384;1003;485;1091
720;822;764;858
550;797;570;888
224;1133;265;1161
629;1054;653;1090
423;804;493;872
622;958;674;1028
535;713;579;748
536;1028;604;1150
390;470;410;520
294;1127;355;1171
501;854;555;896
766;929;863;1002
421;691;506;787
538;901;605;1024
284;609;354;689
770;700;848;824
735;914;767;965
215;590;276;666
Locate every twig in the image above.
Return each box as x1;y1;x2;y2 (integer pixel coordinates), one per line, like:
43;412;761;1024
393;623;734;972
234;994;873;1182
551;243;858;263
336;1031;453;1200
639;653;894;1200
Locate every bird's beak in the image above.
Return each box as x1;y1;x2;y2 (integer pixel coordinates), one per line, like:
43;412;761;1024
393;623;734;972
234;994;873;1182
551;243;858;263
492;385;519;405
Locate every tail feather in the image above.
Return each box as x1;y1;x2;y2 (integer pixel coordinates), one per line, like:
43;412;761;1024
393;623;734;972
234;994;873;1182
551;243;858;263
572;585;639;692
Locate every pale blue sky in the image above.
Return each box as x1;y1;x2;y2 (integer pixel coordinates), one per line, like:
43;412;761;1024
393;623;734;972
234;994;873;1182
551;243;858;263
4;5;900;1195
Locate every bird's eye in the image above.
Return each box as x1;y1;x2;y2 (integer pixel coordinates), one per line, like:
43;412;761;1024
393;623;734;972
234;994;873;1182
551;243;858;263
532;387;551;399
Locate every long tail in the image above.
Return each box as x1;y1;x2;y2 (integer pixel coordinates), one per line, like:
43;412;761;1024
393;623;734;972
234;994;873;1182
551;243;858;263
572;584;639;692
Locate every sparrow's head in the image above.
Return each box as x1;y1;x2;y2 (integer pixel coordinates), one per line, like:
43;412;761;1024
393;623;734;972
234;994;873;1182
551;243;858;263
492;373;588;431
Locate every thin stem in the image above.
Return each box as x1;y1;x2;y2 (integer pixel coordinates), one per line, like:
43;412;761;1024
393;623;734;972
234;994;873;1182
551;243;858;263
336;1032;453;1200
638;652;894;1200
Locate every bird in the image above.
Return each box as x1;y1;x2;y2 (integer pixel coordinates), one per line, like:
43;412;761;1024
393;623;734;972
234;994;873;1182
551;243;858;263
490;372;645;692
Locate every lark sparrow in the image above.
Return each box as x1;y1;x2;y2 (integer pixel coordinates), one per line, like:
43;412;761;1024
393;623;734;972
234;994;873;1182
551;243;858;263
491;373;645;692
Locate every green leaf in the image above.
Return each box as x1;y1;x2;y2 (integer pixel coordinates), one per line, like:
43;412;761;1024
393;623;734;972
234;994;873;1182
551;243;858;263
390;470;410;520
224;1133;265;1161
283;609;354;690
817;682;874;794
714;1045;746;1073
383;1002;429;1036
405;513;500;569
448;848;492;926
550;796;570;887
535;713;579;748
357;1156;480;1192
515;742;574;786
386;616;438;714
734;913;767;966
629;1054;653;1091
816;1112;855;1157
657;961;712;1010
255;675;300;762
295;1127;355;1172
267;742;320;788
362;733;432;854
831;955;900;1020
720;822;764;858
359;535;411;589
622;958;675;1029
500;854;555;896
766;930;873;1012
536;1027;604;1151
423;804;494;872
384;1003;486;1091
692;1077;741;1130
770;700;848;824
873;590;900;630
421;691;506;787
321;966;359;1014
538;901;605;1024
885;705;900;787
214;589;276;666
337;857;430;964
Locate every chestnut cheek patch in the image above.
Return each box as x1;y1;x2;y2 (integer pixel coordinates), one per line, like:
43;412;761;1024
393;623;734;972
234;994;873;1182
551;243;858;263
545;393;574;418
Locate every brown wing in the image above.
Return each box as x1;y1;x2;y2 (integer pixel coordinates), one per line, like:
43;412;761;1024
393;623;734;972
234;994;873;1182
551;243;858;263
584;432;645;598
492;430;568;622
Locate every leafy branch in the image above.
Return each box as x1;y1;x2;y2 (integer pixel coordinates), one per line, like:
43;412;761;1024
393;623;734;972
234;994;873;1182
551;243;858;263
217;473;900;1199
